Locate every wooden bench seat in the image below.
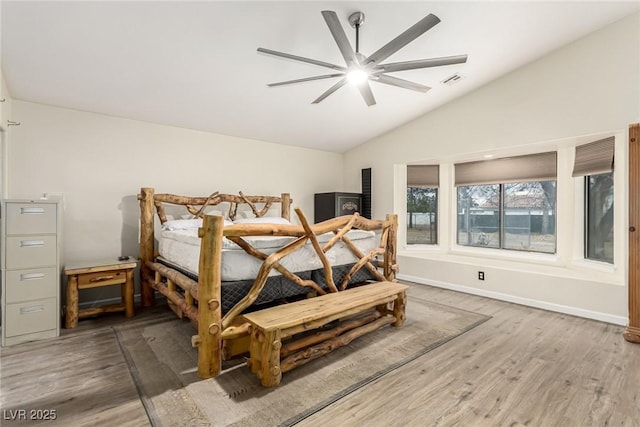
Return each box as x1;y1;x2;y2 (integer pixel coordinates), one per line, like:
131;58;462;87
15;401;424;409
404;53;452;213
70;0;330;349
242;280;409;387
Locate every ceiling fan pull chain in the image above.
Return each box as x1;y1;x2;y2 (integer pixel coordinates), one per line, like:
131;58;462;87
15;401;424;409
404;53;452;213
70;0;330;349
355;23;360;54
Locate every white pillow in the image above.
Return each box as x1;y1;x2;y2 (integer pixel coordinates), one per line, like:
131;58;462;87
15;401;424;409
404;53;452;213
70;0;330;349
233;217;291;225
204;208;228;219
162;217;232;231
162;218;202;231
235;210;253;219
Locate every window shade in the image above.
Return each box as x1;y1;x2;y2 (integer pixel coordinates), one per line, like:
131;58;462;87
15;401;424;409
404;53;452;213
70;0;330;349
455;152;557;186
572;136;614;177
407;165;439;187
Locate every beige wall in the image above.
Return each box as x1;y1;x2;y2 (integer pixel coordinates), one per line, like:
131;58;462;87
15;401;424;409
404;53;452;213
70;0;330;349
8;101;344;260
0;69;13;197
343;13;640;323
6;101;344;302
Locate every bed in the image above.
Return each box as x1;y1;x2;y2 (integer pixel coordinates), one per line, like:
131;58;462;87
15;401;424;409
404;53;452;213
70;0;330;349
138;187;399;379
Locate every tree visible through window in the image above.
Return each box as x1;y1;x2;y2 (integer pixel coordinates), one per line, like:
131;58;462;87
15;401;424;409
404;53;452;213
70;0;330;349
407;164;439;245
586;173;614;263
457;181;556;253
457;184;500;248
407;187;437;245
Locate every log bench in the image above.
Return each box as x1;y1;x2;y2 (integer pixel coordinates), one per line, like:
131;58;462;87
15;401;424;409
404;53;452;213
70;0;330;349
242;280;409;387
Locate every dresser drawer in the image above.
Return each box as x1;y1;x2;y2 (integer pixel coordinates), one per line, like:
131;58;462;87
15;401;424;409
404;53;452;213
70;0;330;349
5;267;58;302
3;298;58;338
77;270;127;288
5;235;57;269
5;203;57;235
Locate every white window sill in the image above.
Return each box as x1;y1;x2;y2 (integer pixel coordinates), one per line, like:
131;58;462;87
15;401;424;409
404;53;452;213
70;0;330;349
398;245;624;285
569;257;617;274
447;244;562;266
402;243;443;253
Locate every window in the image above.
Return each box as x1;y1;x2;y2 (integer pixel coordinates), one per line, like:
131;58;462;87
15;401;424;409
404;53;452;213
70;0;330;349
585;173;614;263
457;181;556;253
407;165;438;245
407;187;438;244
457;184;500;248
572;137;615;263
455;152;557;254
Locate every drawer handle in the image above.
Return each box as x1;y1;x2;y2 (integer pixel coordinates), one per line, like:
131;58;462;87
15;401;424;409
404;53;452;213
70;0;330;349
90;275;115;282
20;305;45;314
20;240;45;247
20;207;45;215
20;273;46;281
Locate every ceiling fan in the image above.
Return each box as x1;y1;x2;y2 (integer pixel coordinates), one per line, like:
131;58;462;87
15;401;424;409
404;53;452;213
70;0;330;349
257;10;468;106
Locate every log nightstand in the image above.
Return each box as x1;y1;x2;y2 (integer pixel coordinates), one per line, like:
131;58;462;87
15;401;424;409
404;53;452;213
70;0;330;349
64;257;138;328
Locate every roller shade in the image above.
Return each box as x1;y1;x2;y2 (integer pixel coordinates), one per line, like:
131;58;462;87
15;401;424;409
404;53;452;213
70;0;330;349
572;136;614;177
455;152;557;186
407;165;439;187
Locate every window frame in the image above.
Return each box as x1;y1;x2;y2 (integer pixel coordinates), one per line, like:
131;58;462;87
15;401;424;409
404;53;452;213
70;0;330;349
456;180;557;254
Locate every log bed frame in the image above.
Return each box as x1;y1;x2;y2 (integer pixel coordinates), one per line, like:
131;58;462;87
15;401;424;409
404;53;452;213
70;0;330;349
138;187;402;384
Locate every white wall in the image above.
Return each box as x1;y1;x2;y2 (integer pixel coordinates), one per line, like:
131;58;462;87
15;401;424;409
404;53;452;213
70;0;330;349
0;69;13;198
7;101;344;301
343;13;640;323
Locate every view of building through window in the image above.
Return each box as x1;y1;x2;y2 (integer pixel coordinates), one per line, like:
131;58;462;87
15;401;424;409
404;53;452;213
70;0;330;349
407;187;438;245
586;173;614;263
457;181;557;253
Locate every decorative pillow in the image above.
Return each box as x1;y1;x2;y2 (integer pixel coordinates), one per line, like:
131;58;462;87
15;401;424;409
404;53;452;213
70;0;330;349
233;217;291;225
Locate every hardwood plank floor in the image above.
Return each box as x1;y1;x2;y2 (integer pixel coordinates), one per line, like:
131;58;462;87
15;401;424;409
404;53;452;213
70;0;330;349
1;284;638;426
0;307;173;426
299;284;640;427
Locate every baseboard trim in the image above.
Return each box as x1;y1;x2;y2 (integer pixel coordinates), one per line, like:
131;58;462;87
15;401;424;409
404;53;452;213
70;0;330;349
398;273;628;326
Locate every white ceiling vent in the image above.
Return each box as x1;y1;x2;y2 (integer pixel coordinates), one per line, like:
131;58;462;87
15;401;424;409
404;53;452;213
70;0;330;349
441;73;464;85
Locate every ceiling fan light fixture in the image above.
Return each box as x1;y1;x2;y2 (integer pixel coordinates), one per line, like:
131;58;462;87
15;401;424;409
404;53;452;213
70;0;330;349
347;68;369;85
258;10;468;106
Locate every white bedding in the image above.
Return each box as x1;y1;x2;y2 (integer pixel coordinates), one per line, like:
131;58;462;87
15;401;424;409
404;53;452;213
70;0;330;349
158;228;378;281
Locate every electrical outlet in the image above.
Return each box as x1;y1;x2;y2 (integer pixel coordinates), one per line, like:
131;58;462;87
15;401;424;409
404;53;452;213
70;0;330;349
478;271;485;280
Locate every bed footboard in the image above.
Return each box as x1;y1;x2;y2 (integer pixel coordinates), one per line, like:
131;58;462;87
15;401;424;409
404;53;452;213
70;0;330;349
196;210;398;379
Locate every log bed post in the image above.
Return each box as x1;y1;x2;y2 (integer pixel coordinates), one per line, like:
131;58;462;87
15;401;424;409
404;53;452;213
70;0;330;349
281;193;291;222
384;213;398;281
139;187;156;307
197;214;224;378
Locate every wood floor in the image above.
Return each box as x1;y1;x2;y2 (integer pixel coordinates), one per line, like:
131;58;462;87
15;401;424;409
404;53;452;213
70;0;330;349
1;283;638;426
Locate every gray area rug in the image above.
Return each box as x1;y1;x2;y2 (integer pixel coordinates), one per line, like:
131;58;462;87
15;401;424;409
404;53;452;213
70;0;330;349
115;294;490;427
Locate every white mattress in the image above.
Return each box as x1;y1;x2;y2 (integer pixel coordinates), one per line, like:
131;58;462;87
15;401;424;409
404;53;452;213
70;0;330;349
158;229;379;281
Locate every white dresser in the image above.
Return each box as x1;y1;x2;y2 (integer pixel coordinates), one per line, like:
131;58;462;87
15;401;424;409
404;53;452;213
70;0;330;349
1;198;62;346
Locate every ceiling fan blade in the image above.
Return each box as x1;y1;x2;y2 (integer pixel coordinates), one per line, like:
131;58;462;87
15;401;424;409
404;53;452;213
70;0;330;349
364;14;441;66
357;80;377;106
267;74;345;87
257;47;347;72
376;55;468;73
312;78;348;104
321;10;359;67
374;74;430;93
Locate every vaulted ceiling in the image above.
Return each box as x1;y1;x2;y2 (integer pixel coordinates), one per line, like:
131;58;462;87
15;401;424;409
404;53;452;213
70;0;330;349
2;1;638;152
